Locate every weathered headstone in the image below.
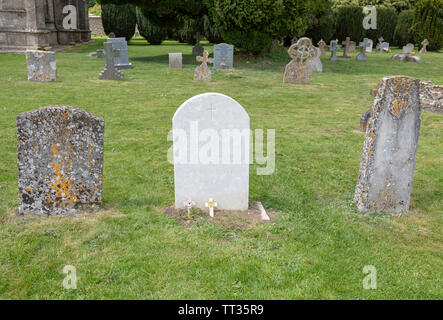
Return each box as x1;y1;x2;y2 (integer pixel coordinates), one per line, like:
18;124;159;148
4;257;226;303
348;41;356;52
341;37;351;58
419;39;429;54
354;76;421;213
194;50;213;82
381;42;390;52
107;37;132;70
169;53;183;69
25;50;57;82
17;106;104;215
108;32;116;38
310;47;323;73
329;41;339;62
356;38;369;61
192;33;204;56
329;40;340;51
283;37;316;84
392;52;423;63
96;49;105;58
402;43;414;53
318;39;326;56
365;39;373;53
99;42;124;80
214;43;234;69
172;93;250;210
354;76;443;213
360;109;371;132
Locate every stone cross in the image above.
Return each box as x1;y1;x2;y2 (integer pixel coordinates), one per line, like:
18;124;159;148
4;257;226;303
329;41;339;61
169;52;183;69
354;76;442;213
341;37;351;58
318;39;326;56
194;50;214;82
283;37;316;83
192;32;204;56
25;50;57;82
17;106;105;215
419;39;429;54
172;93;250;211
99;42;124;80
356;38;369;61
205;198;218;217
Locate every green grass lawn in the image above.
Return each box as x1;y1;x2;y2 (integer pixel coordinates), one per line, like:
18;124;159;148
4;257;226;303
0;38;441;299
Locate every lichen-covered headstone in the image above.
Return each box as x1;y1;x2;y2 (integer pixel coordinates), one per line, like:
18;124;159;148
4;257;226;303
17;106;105;215
214;43;234;69
354;76;421;213
318;39;326;56
194;50;213;82
172;93;250;210
99;42;124;80
283;37;316;84
341;37;351;58
26;50;57;82
169;53;183;69
402;43;414;53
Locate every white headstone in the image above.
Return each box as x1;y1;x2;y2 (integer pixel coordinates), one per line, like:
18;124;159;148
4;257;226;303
172;93;250;211
169;53;182;69
365;39;373;53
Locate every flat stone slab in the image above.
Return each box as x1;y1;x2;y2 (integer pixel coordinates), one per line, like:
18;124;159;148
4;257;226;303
26;50;57;82
17;106;105;215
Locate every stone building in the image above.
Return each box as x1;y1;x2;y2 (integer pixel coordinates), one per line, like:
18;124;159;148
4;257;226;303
0;0;90;52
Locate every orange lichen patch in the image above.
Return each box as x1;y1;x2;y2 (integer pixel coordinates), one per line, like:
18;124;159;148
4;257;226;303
46;198;53;203
34;145;39;152
18;140;23;146
52;144;58;155
25;187;32;192
49;162;79;204
62;111;68;118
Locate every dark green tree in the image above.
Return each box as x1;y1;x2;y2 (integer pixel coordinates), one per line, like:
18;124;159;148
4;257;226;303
100;3;137;41
411;0;442;50
136;7;168;44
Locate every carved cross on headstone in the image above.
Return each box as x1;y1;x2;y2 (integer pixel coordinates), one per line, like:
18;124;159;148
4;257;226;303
194;50;213;82
329;41;339;61
207;105;216;120
419;39;429;54
318;39;326;56
356;38;369;61
99;42;124;80
341;37;351;58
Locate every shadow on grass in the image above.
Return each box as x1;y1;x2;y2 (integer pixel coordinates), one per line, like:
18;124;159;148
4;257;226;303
131;53;199;66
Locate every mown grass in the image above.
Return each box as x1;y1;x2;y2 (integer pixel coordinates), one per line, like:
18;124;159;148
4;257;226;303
0;38;441;299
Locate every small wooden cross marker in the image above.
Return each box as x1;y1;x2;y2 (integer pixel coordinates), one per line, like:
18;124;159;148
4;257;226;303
205;198;217;217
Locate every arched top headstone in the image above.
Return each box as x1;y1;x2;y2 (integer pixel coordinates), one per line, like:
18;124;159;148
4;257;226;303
172;93;250;211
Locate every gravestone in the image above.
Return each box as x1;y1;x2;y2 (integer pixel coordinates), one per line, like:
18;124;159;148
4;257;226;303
194;50;213;82
380;42;390;52
356;38;369;61
172;93;250;211
318;39;326;56
192;33;204;56
341;37;351;58
99;42;124;80
329;40;340;51
419;39;429;54
214;43;234;69
329;41;339;61
310;47;323;73
365;39;373;53
107;37;132;70
17;106;104;215
96;49;105;58
283;37;316;84
169;53;183;69
348;41;356;52
354;76;443;213
360;109;371;132
26;50;57;82
402;43;414;53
